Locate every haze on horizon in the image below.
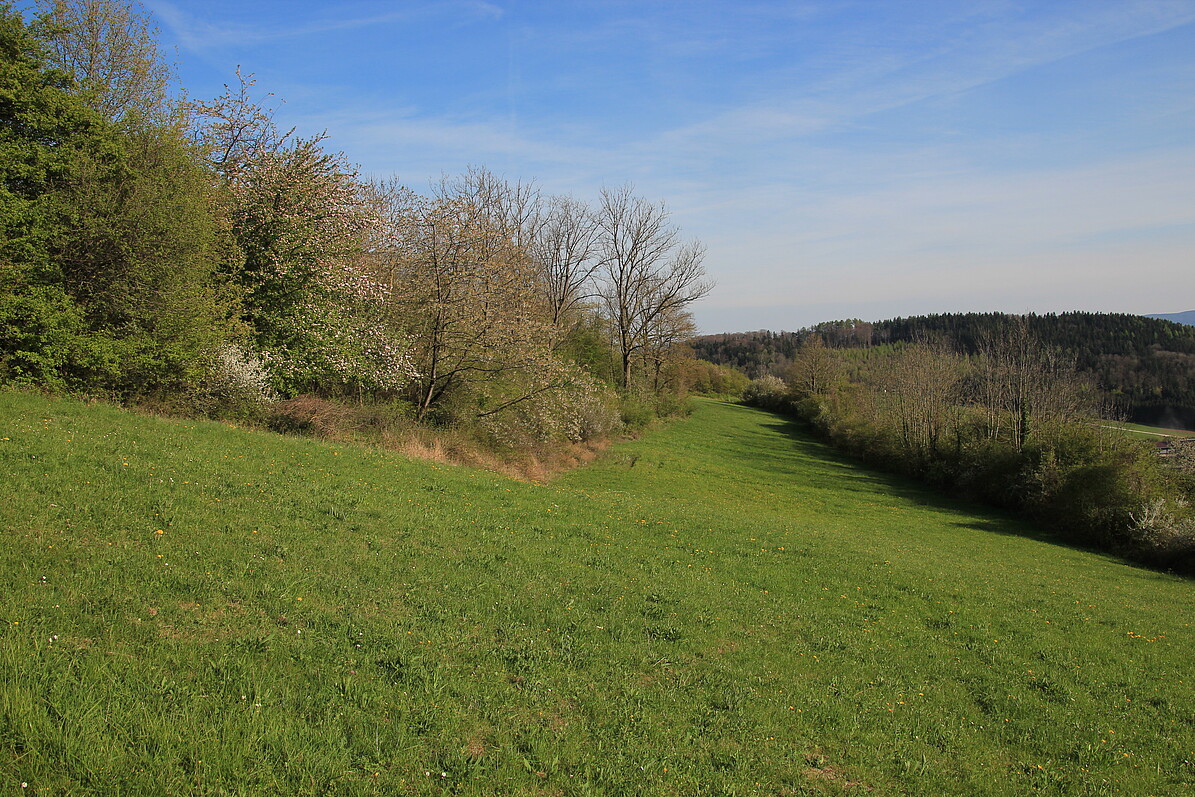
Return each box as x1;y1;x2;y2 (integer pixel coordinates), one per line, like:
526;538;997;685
141;0;1195;333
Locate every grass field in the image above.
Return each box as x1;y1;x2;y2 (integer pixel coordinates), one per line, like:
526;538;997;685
2;391;1194;795
1099;421;1195;439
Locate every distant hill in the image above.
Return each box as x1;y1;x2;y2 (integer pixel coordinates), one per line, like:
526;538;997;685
691;312;1195;427
1148;310;1195;326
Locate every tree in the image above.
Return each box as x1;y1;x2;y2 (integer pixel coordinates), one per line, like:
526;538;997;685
34;0;175;124
595;184;711;390
784;334;841;399
374;185;556;420
51;121;243;395
191;75;409;397
973;319;1091;451
882;343;963;461
436;165;541;252
530;193;600;327
640;304;697;394
0;3;241;396
0;1;101;269
1;3;115;387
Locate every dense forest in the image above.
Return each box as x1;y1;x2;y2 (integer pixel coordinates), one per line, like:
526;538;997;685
0;0;719;464
693;312;1195;427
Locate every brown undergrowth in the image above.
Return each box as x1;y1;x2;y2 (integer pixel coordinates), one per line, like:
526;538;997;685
265;394;611;482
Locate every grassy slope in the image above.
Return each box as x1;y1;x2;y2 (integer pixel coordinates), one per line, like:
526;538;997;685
1;392;1193;796
1103;421;1195;439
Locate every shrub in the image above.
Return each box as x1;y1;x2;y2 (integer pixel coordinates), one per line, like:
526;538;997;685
267;395;355;436
0;282;86;390
195;343;277;418
742;375;789;411
1128;498;1195;565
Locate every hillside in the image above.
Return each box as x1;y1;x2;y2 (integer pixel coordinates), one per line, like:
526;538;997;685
3;391;1194;794
1149;310;1195;326
693;312;1195;427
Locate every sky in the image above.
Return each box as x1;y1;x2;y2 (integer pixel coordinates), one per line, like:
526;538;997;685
93;1;1195;331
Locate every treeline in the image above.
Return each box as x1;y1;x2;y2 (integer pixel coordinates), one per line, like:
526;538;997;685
0;1;717;457
741;329;1195;571
693;312;1195;427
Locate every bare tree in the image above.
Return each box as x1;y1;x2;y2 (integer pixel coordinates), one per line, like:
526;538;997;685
884;343;964;460
436;165;542;252
35;0;175;123
784;334;841;399
973;318;1092;451
531;194;600;327
595;185;711;389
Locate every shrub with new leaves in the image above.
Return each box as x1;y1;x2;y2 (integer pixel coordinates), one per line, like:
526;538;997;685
742;374;790;411
474;359;620;447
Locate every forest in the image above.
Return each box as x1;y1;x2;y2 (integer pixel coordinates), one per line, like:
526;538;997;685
0;0;718;467
693;311;1195;427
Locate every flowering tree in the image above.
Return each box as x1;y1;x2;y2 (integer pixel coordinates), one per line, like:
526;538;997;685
191;76;412;397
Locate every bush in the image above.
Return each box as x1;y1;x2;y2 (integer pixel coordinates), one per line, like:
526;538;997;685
0;282;86;390
267;395;355;436
742;375;790;412
619;394;657;431
1128;498;1195;567
194;343;277;419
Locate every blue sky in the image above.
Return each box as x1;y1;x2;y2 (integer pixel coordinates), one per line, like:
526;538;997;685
135;2;1195;331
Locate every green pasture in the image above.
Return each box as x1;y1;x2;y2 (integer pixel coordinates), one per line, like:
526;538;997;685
1099;421;1195;439
2;391;1193;795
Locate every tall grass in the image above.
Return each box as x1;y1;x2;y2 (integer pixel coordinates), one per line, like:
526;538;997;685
2;390;1193;794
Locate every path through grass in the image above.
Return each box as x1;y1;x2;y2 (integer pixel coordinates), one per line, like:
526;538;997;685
2;392;1193;795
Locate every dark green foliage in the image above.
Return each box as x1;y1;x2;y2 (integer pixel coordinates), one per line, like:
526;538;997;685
0;278;83;387
50;123;240;396
0;4;238;398
0;2;104;269
0;3;109;387
690;329;806;378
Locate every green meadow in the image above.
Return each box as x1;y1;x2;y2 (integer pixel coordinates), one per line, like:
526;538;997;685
1105;422;1195;439
2;391;1193;796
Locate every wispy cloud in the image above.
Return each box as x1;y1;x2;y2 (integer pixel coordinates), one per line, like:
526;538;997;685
150;0;502;52
146;0;1195;332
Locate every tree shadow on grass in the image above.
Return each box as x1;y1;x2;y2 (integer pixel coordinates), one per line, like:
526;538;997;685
735;403;1185;577
951;517;1187;582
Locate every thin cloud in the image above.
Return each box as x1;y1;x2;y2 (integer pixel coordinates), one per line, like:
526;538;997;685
150;0;502;51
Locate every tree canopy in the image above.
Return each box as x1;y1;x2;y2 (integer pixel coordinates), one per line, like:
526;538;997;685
1;1;713;439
